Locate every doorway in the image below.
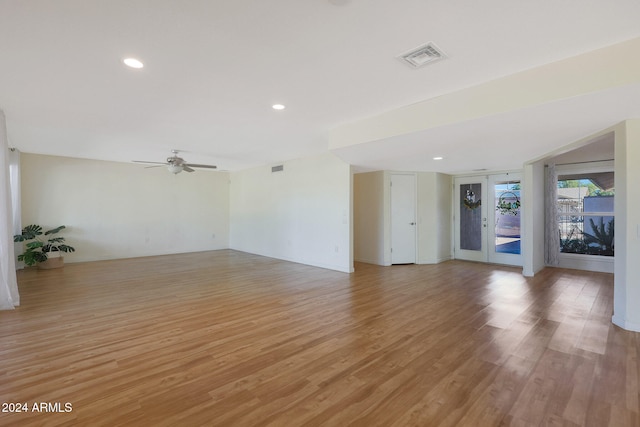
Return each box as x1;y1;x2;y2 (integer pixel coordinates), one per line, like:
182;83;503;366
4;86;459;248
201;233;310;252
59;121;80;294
454;174;522;266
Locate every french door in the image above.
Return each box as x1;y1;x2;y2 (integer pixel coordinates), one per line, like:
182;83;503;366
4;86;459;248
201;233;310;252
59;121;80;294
454;174;522;266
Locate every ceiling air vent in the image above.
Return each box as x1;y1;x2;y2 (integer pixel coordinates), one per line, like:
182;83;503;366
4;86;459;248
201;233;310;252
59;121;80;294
398;42;446;69
272;165;284;173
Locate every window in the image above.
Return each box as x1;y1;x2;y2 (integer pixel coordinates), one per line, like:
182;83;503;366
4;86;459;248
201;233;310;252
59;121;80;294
557;171;614;257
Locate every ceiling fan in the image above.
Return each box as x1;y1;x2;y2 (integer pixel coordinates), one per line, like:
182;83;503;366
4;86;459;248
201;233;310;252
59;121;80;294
133;150;217;174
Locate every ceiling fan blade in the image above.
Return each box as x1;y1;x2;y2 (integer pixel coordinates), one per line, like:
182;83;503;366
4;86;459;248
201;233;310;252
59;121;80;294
185;163;217;169
144;165;166;169
182;165;195;172
133;160;167;165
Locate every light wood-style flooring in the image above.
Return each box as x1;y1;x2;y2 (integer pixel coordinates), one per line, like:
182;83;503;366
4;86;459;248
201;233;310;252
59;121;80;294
1;250;638;426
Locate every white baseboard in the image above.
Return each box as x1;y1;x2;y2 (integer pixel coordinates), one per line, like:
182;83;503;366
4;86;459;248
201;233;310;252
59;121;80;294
417;256;452;265
354;257;385;266
612;314;640;332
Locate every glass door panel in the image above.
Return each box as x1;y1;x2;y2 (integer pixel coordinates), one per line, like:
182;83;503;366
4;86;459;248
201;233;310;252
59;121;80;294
454;177;487;262
488;173;522;266
460;183;483;250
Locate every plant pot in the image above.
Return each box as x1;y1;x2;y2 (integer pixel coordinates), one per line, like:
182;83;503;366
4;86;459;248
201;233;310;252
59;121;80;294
38;256;64;270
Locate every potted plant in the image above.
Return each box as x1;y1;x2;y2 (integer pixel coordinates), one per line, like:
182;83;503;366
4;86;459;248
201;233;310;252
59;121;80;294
14;224;76;269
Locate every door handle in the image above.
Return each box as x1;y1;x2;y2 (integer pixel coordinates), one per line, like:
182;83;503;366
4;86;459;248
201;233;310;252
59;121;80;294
410;222;416;225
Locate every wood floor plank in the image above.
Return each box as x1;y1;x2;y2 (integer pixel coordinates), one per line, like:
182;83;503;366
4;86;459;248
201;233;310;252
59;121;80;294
0;250;637;426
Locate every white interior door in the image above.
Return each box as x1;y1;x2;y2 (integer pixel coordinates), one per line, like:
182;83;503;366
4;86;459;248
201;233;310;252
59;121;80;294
454;176;488;262
391;173;416;264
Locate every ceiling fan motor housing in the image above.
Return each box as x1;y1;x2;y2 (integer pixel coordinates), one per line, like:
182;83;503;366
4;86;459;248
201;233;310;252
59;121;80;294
168;156;184;165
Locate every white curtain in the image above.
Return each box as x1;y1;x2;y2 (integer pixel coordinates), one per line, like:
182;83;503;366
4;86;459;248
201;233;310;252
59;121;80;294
544;163;560;266
9;147;22;269
0;109;20;309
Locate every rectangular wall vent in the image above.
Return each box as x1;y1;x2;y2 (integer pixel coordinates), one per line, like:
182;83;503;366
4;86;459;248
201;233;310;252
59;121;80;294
272;165;284;173
398;42;447;68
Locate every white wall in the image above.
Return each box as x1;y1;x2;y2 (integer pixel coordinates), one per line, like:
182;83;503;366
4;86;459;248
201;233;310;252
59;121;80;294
354;171;386;265
229;152;352;273
417;172;452;264
20;154;229;262
522;160;545;276
613;119;640;331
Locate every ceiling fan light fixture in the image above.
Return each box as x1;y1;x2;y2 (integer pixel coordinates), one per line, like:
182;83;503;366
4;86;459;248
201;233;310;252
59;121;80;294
167;164;183;174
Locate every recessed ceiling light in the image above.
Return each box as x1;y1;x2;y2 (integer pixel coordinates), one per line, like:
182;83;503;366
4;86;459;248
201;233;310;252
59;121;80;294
272;104;286;110
123;58;144;69
433;156;444;160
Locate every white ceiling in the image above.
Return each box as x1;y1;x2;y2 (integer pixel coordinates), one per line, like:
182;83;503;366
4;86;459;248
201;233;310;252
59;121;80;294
1;0;639;173
549;132;615;166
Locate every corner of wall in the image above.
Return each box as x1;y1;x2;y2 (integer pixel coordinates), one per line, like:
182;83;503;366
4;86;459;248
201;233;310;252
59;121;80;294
521;160;545;276
612;314;640;332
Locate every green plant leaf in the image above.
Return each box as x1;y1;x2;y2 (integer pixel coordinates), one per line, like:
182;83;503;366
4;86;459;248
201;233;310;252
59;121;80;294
14;224;43;241
26;241;44;249
20;250;47;266
44;225;66;235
